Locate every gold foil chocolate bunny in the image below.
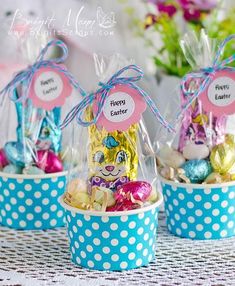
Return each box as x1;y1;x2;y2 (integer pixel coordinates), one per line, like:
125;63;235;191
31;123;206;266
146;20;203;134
86;108;138;191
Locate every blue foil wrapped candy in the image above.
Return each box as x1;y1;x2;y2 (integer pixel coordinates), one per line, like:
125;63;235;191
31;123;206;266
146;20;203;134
181;159;212;184
36;108;61;153
4;142;33;167
13;89;62;154
3;89;62;170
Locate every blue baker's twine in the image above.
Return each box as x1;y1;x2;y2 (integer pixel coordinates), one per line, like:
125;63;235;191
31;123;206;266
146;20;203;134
0;39;87;102
178;34;235;119
60;64;175;132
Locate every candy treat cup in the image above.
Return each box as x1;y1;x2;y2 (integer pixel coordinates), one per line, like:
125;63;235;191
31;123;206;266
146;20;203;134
155;32;235;240
60;192;163;271
160;176;235;240
0;39;86;230
0;171;67;230
60;54;173;270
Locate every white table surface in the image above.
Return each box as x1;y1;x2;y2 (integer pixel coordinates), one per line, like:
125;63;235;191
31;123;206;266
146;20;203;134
0;212;235;286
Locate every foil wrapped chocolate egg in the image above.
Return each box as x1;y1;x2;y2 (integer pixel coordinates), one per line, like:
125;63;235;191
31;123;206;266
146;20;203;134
204;172;235;184
4;141;32;167
36;150;63;173
92;186;116;209
64;179;89;209
210;141;235;174
181;159;212;184
3;164;22;174
107;181;152;212
114;181;152;209
64;180;116;211
204;172;223;184
0;148;9;169
65;191;90;210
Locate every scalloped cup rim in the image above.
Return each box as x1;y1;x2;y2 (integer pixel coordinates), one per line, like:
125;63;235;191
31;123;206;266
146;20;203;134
0;170;68;180
60;191;163;217
158;175;235;188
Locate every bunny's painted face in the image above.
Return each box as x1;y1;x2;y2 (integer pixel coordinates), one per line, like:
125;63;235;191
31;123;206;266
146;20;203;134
90;135;131;181
87;114;139;187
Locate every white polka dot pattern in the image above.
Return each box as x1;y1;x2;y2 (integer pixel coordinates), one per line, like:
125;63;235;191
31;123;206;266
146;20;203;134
65;204;160;271
161;182;235;240
0;175;66;230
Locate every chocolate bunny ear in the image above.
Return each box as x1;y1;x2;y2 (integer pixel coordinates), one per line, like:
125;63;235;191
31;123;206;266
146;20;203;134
102;136;119;149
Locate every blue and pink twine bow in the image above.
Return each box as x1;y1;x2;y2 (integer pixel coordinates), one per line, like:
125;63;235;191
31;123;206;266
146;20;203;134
0;39;87;102
179;34;235;119
60;64;175;132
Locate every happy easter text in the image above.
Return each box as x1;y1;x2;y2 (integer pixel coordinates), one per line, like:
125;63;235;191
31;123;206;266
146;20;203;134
40;78;58;95
214;84;231;100
109;99;128;116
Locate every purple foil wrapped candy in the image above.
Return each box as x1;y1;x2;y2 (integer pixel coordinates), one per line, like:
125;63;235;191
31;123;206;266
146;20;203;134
178;93;227;152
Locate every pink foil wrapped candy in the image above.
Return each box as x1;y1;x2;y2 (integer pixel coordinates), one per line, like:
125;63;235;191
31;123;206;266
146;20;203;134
109;181;152;211
36;150;63;173
0;148;9;169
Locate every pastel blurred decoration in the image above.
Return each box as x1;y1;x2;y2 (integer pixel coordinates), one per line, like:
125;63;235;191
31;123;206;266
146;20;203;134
0;0;52;89
121;0;234;77
178;0;217;21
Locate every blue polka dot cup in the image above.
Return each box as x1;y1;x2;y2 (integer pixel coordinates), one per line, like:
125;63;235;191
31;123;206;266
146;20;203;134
60;192;163;271
0;171;67;230
160;177;235;240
